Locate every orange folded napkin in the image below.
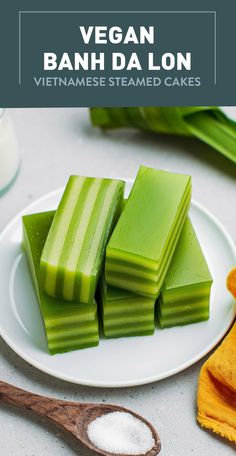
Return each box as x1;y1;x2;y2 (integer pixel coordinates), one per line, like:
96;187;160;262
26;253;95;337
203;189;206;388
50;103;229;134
197;268;236;443
197;324;236;442
227;268;236;299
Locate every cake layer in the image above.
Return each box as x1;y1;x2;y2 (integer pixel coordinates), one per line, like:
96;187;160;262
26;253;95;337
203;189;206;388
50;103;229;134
40;175;124;304
157;309;209;328
22;211;99;355
98;277;155;338
158;217;213;328
161;284;212;304
48;335;99;355
103;325;154;338
106;166;191;298
159;297;209;315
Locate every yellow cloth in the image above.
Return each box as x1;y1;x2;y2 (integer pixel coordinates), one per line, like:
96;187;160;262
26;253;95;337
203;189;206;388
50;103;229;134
197;323;236;443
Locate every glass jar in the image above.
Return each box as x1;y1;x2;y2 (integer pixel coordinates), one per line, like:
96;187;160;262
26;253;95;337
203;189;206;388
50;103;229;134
0;109;20;196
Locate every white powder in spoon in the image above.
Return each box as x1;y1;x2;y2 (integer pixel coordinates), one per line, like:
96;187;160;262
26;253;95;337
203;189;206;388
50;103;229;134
87;411;155;455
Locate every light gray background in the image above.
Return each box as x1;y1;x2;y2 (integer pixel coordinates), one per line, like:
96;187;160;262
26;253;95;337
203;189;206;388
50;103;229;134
0;107;235;455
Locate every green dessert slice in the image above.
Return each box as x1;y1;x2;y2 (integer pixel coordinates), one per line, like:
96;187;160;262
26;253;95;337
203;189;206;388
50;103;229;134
157;217;213;328
106;166;191;298
22;211;99;355
40;175;125;304
97;277;155;338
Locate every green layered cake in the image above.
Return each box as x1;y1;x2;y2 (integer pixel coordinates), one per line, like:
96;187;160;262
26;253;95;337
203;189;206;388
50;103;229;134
158;218;213;328
23;211;99;354
106;166;191;299
40;175;125;304
98;277;155;338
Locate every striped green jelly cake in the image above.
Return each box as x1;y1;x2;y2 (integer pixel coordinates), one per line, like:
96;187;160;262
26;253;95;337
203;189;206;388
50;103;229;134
23;211;99;355
40;175;125;304
106;166;191;299
98;277;155;338
157;217;213;328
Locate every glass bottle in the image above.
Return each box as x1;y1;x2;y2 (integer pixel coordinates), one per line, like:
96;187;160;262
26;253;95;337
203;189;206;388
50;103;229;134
0;109;20;196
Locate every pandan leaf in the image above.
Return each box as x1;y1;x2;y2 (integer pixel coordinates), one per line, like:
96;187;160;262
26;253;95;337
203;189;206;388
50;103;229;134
90;107;236;164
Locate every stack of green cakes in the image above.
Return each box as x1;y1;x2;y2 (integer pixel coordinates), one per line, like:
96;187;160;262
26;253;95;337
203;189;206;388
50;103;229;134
106;166;191;298
22;165;213;355
98;277;155;338
23;211;99;354
103;166;212;337
23;175;125;354
158;218;213;328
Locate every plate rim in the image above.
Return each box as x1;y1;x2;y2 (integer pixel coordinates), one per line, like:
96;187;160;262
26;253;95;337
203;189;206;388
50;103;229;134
0;184;235;388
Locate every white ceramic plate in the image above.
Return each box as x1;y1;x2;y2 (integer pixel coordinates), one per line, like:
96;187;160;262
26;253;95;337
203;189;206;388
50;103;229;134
0;181;235;388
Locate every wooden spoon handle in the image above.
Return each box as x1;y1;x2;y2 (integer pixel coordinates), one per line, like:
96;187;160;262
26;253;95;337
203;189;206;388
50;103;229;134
0;380;83;433
0;380;62;415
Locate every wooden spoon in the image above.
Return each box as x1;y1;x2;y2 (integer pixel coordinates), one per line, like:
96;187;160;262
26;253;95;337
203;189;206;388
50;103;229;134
0;380;161;456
